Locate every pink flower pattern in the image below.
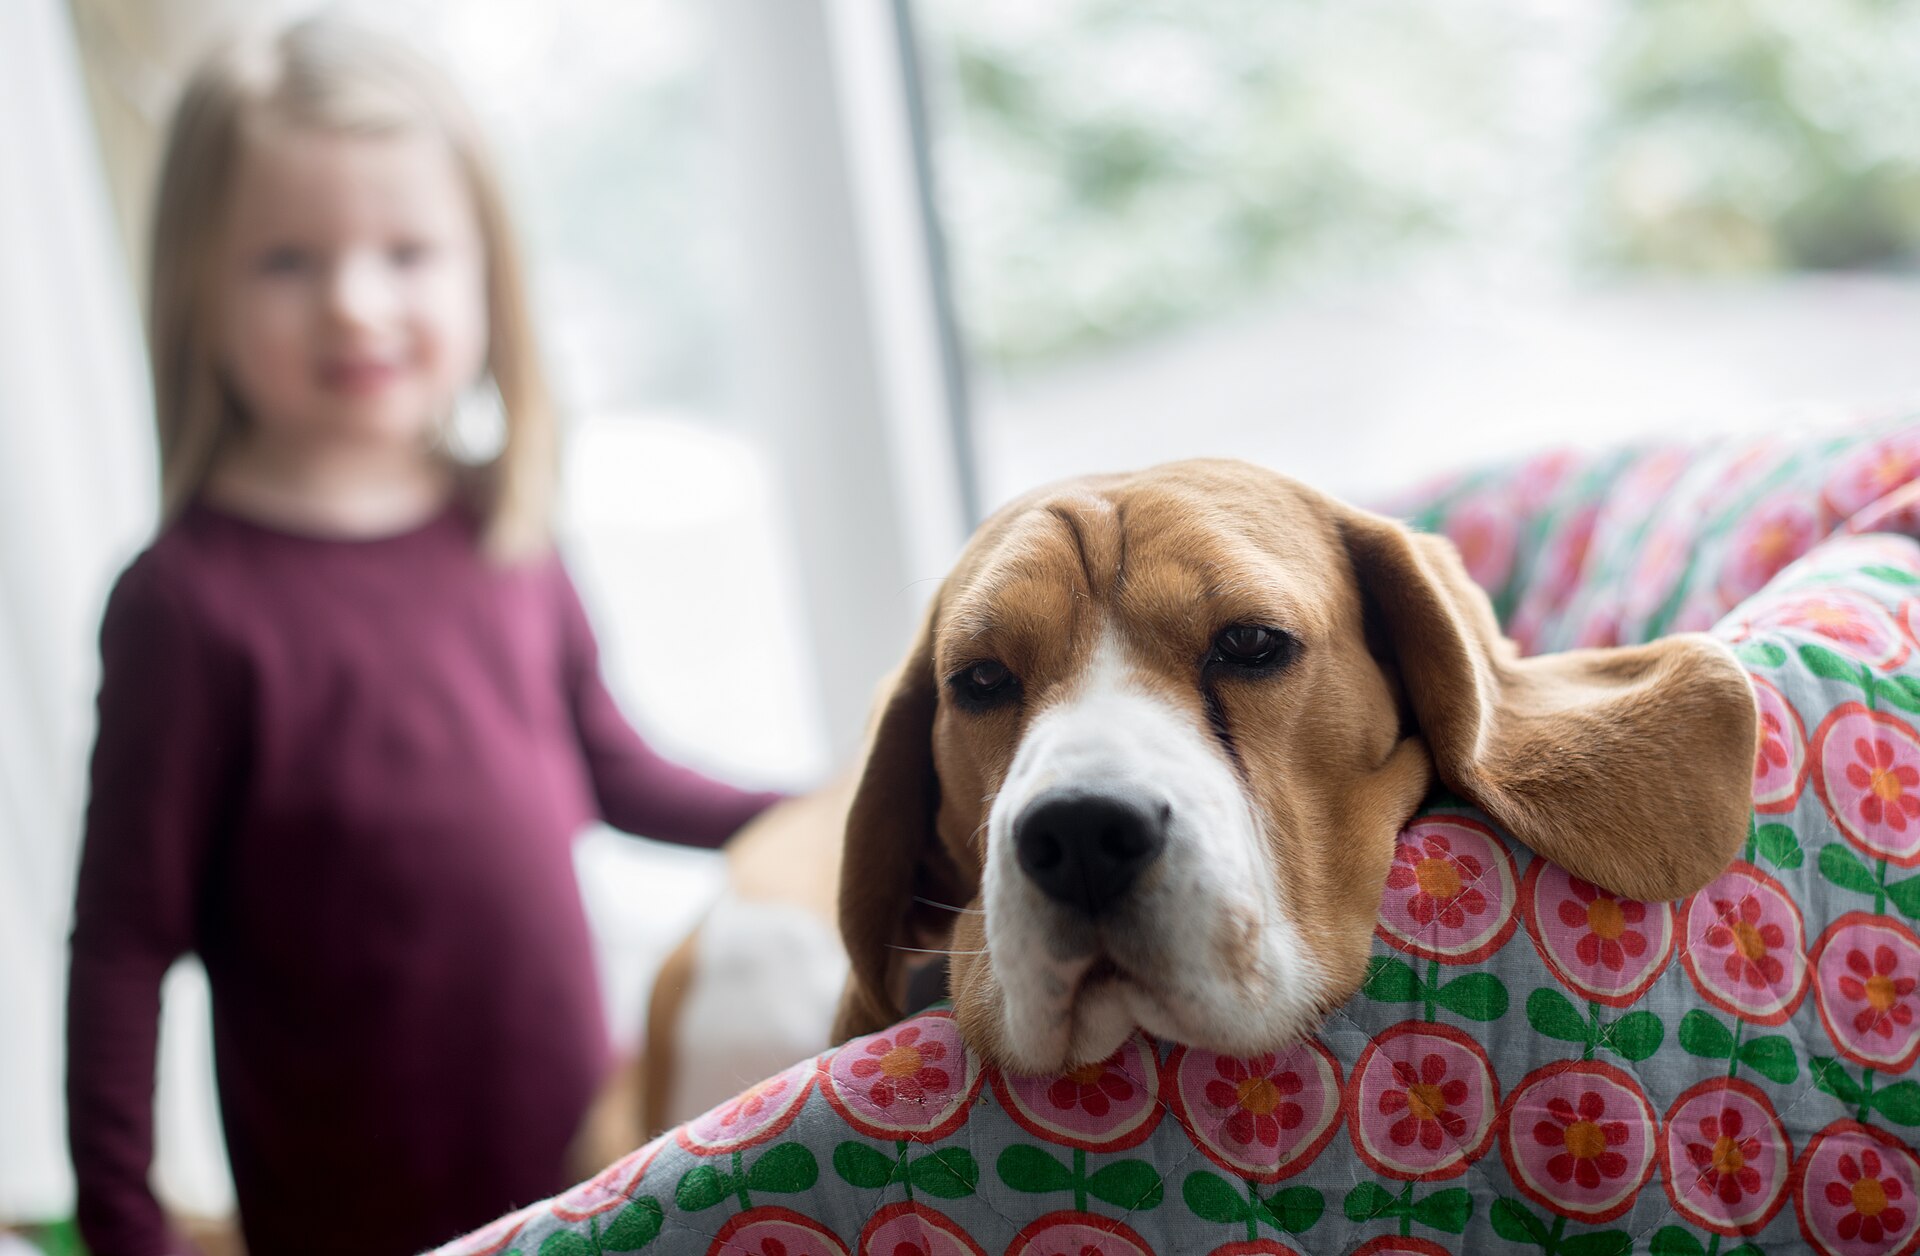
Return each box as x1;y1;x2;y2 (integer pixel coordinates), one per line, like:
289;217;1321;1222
1813;914;1920;1071
1815;705;1920;866
1500;1062;1656;1223
1376;818;1518;963
1348;1024;1497;1181
1681;864;1808;1026
1171;1040;1342;1182
1832;1148;1911;1244
820;1010;981;1140
1794;1122;1920;1256
849;1024;950;1108
1662;1081;1791;1237
1751;676;1808;813
1525;861;1674;1006
996;1035;1162;1152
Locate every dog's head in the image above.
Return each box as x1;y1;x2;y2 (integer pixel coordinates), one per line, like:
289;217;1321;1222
835;460;1756;1073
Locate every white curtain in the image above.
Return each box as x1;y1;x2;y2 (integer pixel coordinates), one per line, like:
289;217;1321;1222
0;0;156;1222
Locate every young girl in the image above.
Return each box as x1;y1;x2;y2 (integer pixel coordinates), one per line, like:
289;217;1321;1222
65;17;782;1255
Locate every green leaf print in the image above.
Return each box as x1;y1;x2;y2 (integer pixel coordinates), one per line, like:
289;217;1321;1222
997;1144;1075;1193
1800;643;1872;690
1343;1182;1400;1222
1435;972;1509;1021
538;1235;595;1256
1887;873;1920;921
1869;1080;1920;1125
1863;565;1920;586
1560;1233;1632;1256
1263;1185;1325;1234
1490;1197;1550;1246
674;1164;731;1213
600;1198;664;1252
1650;1226;1706;1256
1738;1035;1800;1085
1602;1010;1664;1062
1821;843;1884;896
1526;987;1589;1042
1183;1171;1253;1225
1752;823;1804;871
1678;1010;1735;1059
745;1143;818;1193
1410;1187;1472;1234
1086;1159;1164;1210
1875;675;1920;714
1734;641;1787;669
1363;956;1422;1003
1813;1056;1866;1105
907;1148;979;1199
834;1141;896;1190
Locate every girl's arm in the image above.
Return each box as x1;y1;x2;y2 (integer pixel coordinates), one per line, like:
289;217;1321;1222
67;557;242;1256
555;562;784;848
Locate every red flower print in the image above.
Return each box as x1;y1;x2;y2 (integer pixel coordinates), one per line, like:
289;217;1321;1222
1839;945;1919;1040
1703;893;1787;990
1558;878;1649;972
1205;1054;1305;1150
892;1243;929;1256
1827;1148;1910;1244
1386;834;1490;931
1756;712;1790;779
1847;737;1920;832
1532;1090;1631;1189
1782;601;1881;651
1379;1053;1470;1151
848;1025;950;1108
1684;1108;1764;1207
1047;1057;1136;1120
714;1074;787;1129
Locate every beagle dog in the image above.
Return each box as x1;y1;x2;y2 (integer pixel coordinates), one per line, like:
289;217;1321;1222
834;458;1758;1075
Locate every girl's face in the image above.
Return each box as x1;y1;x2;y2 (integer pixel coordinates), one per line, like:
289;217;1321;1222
215;123;489;456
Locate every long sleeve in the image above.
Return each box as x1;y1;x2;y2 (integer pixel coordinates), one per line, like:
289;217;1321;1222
67;558;244;1256
554;562;783;848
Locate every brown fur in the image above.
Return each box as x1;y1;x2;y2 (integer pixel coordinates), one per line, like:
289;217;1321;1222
833;459;1757;1066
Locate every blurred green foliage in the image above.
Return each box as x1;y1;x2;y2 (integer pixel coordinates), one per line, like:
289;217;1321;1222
918;0;1920;368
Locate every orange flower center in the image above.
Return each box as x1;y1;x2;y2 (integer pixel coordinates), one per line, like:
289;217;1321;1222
1757;522;1797;562
1237;1077;1281;1116
1856;1177;1890;1217
1872;768;1906;805
1806;606;1852;629
1868;973;1899;1011
1732;921;1768;962
1564;1120;1606;1160
879;1045;924;1079
1405;1083;1447;1121
1586;898;1626;941
1066;1062;1106;1086
1415;858;1462;899
1712;1136;1746;1175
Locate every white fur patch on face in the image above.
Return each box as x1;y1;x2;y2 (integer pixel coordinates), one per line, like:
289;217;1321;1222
982;631;1329;1073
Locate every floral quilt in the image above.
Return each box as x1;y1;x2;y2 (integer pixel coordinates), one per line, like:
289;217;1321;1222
433;415;1920;1256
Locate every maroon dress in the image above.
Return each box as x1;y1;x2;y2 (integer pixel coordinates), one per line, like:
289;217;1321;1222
66;500;783;1256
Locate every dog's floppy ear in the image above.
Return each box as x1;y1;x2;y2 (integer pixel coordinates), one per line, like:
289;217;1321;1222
832;601;970;1041
1339;505;1756;902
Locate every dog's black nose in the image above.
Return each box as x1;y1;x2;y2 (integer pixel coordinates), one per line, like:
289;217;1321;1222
1014;788;1169;916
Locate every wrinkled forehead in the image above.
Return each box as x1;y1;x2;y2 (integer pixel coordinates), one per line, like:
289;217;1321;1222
932;476;1346;673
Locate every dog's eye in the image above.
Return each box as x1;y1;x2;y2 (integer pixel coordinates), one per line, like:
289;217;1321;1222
950;660;1019;708
1210;625;1293;669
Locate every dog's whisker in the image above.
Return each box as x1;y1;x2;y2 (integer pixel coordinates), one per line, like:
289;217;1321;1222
888;944;989;956
913;895;984;915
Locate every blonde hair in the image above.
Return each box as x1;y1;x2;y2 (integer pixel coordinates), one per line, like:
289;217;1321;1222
148;14;556;559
